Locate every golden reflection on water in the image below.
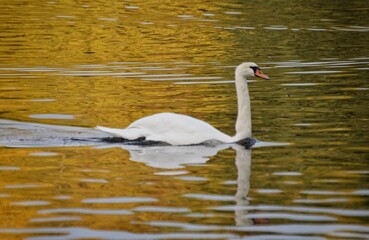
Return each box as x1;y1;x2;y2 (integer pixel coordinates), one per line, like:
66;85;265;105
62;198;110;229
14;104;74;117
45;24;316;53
0;145;236;231
0;0;369;239
1;0;235;66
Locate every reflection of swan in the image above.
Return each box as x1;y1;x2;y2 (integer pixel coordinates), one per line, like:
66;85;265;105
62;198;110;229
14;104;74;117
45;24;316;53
101;144;231;169
116;143;254;225
96;62;269;145
233;144;253;226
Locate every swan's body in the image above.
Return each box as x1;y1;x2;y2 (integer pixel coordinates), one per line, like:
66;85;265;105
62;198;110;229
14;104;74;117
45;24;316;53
96;62;269;145
97;112;233;145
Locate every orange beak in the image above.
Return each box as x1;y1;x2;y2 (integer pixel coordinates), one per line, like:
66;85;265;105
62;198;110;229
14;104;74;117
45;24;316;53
255;69;270;80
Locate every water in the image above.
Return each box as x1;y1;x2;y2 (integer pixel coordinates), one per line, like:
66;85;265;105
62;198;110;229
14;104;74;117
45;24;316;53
0;0;369;239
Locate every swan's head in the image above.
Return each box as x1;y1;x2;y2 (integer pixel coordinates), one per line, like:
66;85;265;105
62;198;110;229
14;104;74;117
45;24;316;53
236;62;270;80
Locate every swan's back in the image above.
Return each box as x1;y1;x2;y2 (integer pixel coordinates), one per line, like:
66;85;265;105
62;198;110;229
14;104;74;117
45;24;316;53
97;113;233;145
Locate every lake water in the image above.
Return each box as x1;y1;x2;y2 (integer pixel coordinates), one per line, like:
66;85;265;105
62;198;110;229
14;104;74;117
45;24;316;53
0;0;369;239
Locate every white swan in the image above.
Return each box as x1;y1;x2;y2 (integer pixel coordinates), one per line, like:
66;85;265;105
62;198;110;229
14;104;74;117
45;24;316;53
96;62;269;145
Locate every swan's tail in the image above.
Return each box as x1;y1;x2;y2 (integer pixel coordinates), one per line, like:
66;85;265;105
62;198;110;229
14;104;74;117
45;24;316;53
95;126;127;137
95;126;145;140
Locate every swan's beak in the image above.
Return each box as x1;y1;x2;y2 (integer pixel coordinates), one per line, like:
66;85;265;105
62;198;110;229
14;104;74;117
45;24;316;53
255;69;270;80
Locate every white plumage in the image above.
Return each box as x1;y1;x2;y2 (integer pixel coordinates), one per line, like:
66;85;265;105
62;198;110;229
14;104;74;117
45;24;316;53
96;112;232;145
96;62;269;145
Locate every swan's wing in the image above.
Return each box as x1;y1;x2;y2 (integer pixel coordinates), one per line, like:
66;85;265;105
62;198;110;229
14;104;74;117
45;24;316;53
127;113;232;145
96;112;232;145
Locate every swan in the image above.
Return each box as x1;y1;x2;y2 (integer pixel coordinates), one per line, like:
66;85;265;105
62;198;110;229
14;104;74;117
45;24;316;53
96;62;269;145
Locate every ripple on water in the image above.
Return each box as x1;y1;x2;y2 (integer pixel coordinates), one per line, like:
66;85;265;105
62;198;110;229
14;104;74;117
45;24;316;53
185;213;224;218
0;227;236;239
136;220;369;237
209;204;369;217
53;195;73;200
272;172;302;176
0;166;20;171
281;83;317;87
283;181;300;185
0;67;63;72
29;152;59;157
352;190;369;196
132;206;189;213
264;25;289;30
11;201;50;206
154;170;188;176
5;184;43;189
348;170;369;174
57;71;144;76
294;198;348;204
183;193;234;201
30;216;81;223
142;76;223;81
175;80;235;85
80;169;110;173
38;208;132;215
235;26;256;30
81;197;158;204
256;189;283;194
98;18;117;22
270;60;368;69
300;190;349;195
28;98;56;102
29;114;75;120
294;123;313;126
222;180;237;185
125;6;139;10
244;212;336;221
129;73;193;78
176;176;208;181
78;178;109;183
286;70;342;74
245;235;326;240
224;11;242;15
307;28;328;32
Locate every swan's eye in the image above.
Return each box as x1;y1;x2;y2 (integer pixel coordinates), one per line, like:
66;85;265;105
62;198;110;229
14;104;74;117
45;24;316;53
250;66;259;73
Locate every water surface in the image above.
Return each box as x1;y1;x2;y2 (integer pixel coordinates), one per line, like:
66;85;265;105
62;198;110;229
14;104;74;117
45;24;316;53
0;0;368;239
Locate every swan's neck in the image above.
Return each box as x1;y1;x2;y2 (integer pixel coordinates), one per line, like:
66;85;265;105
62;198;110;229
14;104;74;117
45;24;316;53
233;71;251;141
